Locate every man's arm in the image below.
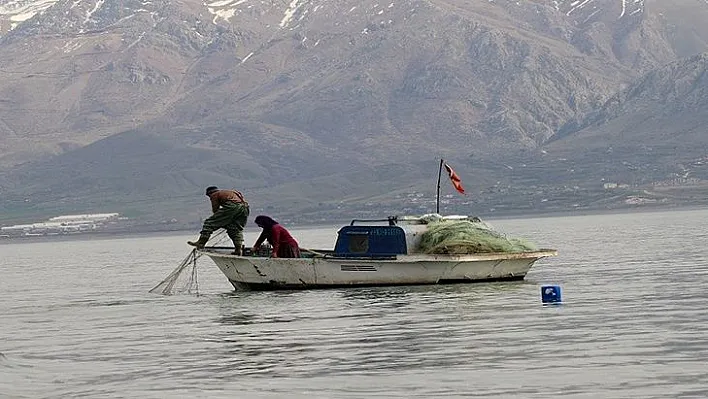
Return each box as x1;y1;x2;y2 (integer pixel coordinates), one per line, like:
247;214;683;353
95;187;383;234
210;195;220;213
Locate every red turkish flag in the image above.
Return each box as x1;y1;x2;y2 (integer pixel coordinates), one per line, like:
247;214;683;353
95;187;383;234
444;162;465;194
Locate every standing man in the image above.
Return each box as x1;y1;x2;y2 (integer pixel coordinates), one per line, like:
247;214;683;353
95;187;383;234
188;186;250;255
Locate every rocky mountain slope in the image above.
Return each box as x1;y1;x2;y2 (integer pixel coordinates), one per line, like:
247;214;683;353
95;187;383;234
548;52;708;182
1;0;708;226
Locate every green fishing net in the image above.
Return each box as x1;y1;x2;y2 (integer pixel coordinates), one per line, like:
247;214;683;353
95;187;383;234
416;220;539;254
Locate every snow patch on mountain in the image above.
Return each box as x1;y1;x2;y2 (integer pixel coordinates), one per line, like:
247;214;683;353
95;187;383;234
205;0;246;24
489;0;644;19
558;0;644;18
0;0;57;31
83;0;103;23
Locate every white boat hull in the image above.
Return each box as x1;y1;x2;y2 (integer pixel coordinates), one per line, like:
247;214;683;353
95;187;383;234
201;249;557;290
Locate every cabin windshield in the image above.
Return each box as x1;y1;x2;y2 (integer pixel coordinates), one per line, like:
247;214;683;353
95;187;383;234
334;225;407;257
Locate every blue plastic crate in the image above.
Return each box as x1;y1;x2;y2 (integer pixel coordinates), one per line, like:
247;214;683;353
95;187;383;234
541;285;562;304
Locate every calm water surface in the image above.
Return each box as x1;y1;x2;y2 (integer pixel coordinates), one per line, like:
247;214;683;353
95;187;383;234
2;210;708;398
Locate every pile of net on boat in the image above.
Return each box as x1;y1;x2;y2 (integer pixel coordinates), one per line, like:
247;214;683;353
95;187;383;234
415;214;538;255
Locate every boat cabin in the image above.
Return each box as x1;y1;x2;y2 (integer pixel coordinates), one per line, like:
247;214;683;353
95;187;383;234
334;217;407;257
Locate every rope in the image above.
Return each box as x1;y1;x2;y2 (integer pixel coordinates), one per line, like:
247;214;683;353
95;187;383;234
188;250;199;295
300;248;327;257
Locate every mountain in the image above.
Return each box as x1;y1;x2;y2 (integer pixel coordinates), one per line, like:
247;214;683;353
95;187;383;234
1;0;708;227
547;52;708;184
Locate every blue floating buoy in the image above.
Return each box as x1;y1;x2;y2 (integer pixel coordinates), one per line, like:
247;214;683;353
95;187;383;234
541;285;562;304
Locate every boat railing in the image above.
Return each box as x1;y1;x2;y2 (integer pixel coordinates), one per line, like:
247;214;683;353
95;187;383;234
348;214;479;226
349;216;398;226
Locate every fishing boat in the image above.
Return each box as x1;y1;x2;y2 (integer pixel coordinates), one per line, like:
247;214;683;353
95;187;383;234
199;215;557;291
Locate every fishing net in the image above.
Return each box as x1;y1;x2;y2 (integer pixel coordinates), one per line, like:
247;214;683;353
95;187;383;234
149;229;228;295
416;219;539;255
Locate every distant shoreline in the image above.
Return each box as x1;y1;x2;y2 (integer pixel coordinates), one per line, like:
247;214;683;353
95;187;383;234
478;203;708;221
2;204;707;245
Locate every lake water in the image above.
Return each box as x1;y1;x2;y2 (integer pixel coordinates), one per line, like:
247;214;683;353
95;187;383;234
2;209;708;398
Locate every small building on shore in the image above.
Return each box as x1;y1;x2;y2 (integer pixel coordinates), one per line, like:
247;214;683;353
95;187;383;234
0;213;121;237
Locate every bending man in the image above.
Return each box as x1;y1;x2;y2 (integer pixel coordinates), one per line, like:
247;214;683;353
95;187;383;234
188;186;250;255
252;215;300;258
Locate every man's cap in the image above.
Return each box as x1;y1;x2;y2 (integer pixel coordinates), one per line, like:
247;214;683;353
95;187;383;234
205;186;219;195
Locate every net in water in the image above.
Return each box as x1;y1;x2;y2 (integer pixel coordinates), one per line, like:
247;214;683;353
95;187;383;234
148;249;201;295
149;229;228;295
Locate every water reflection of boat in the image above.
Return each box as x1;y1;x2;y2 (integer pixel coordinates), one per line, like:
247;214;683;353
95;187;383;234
200;215;557;291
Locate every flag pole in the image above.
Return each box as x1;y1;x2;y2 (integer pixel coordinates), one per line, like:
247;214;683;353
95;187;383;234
436;158;443;214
